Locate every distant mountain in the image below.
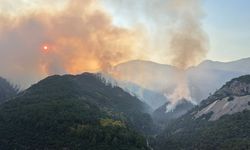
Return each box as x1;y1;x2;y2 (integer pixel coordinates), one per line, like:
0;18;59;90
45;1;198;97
0;77;18;103
187;57;250;102
112;58;250;107
112;60;178;109
0;73;154;150
153;75;250;150
113;60;179;93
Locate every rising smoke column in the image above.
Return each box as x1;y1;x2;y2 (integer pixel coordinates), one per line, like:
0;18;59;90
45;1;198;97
168;0;208;70
166;0;208;111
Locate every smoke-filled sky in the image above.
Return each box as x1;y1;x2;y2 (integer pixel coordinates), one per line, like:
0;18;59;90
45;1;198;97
103;0;250;62
0;0;249;87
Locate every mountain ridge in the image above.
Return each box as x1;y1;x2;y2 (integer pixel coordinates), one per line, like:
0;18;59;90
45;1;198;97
112;57;250;107
0;73;154;150
153;75;250;150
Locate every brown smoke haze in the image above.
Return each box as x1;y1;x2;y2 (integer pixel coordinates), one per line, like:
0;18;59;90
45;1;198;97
168;0;208;70
0;0;144;88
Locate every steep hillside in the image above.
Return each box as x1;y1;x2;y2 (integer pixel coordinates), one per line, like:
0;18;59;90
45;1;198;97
100;73;167;110
0;73;153;150
126;85;166;111
0;77;18;103
154;75;250;150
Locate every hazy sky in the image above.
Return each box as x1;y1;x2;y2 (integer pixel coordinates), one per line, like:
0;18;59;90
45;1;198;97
0;0;249;63
102;0;250;62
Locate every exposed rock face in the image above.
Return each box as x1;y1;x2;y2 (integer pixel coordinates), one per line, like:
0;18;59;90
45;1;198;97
195;95;250;121
194;75;250;121
199;76;250;109
154;75;250;150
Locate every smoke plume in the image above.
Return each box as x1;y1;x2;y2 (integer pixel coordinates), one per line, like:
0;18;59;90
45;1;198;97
103;0;208;68
166;0;208;111
168;0;208;70
0;0;144;88
104;0;209;109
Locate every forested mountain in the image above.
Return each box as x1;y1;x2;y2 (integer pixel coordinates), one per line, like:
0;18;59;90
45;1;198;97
0;73;154;150
2;73;250;150
153;75;250;150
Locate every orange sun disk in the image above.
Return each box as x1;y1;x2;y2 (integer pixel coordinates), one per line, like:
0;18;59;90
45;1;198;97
42;45;49;53
43;45;48;50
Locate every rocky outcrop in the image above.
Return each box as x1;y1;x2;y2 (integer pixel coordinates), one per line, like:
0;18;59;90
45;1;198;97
195;95;250;121
195;75;250;121
199;75;250;109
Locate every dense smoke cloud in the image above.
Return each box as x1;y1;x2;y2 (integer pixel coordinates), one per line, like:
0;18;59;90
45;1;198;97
168;0;208;69
104;0;208;69
0;0;144;88
104;0;209;109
